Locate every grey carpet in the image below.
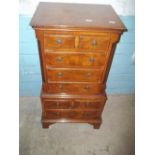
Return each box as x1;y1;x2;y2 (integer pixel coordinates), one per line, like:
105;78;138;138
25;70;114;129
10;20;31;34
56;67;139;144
19;95;135;155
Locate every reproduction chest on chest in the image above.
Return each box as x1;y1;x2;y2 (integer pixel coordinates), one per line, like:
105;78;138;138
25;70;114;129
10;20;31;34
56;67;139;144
30;2;126;129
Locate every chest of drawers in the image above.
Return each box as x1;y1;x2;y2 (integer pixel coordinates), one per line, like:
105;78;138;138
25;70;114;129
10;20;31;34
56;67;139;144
30;2;126;129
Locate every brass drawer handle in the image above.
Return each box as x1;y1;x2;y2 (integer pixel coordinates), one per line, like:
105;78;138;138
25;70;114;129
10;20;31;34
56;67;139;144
56;57;63;63
56;112;60;116
69;112;75;117
57;72;64;77
87;72;92;77
91;40;97;46
70;101;74;108
83;112;88;117
56;101;59;108
84;85;90;90
85;102;90;107
56;38;63;44
89;57;95;63
58;85;63;90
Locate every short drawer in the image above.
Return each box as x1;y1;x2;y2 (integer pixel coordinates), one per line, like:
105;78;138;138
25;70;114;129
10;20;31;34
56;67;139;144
47;69;104;83
75;100;105;109
45;110;100;119
79;34;110;50
45;83;104;94
44;34;75;49
43;99;71;109
45;52;106;68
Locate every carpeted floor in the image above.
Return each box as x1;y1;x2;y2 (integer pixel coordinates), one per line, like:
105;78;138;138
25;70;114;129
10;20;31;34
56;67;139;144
19;95;135;155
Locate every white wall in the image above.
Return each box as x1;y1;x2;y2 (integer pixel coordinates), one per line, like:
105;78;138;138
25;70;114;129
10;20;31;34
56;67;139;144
19;0;135;16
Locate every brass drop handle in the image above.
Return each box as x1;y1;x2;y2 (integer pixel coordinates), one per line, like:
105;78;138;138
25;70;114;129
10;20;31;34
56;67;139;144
83;112;88;117
56;57;63;63
56;101;59;108
57;72;64;77
56;38;63;44
70;101;74;108
89;57;95;63
69;112;75;117
87;72;92;77
58;85;63;90
84;85;90;90
85;102;90;107
56;111;60;116
91;39;97;46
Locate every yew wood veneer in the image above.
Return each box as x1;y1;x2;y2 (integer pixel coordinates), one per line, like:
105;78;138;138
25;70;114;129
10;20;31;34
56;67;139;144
30;2;127;129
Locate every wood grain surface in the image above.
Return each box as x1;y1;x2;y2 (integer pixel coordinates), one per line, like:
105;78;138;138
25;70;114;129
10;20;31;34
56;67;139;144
30;2;127;31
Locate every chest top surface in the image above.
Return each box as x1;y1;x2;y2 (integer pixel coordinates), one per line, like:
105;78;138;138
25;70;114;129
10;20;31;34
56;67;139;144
30;2;126;31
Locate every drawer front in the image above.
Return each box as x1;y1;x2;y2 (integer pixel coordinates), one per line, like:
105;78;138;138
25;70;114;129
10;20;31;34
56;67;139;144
79;34;110;50
75;100;105;109
45;110;100;119
43;99;71;109
45;52;106;68
44;34;75;49
46;83;104;94
43;99;105;110
47;69;103;82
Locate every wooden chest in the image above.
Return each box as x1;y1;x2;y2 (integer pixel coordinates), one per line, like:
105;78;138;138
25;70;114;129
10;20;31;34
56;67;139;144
30;2;126;129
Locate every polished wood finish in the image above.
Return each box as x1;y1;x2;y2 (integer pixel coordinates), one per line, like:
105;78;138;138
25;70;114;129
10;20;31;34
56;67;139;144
46;68;104;82
44;34;75;49
30;2;126;31
30;2;126;129
45;83;104;94
43;98;105;110
45;52;107;68
78;34;110;50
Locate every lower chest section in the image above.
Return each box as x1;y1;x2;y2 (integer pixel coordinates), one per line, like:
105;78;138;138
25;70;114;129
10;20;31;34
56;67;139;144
41;95;107;120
